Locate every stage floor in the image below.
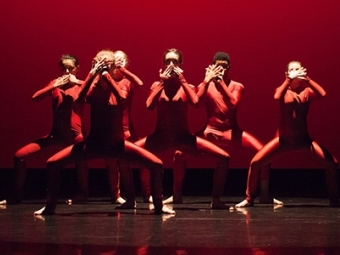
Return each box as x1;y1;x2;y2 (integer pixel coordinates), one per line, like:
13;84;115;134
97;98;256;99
1;196;340;255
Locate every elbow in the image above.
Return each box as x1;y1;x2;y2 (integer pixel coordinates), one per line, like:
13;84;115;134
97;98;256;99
273;94;280;100
31;94;40;102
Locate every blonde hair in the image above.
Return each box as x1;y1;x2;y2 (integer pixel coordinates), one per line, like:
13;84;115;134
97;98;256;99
95;49;115;62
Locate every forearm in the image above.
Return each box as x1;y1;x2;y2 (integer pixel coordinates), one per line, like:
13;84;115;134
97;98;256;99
274;78;291;100
217;80;238;106
178;74;198;104
31;81;55;101
103;73;127;99
196;81;209;107
307;78;326;97
146;81;164;109
118;67;143;86
76;73;96;102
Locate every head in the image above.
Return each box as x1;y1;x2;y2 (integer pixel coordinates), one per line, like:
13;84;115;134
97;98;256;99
213;52;230;70
286;60;302;73
59;54;79;75
163;48;183;67
286;61;303;89
113;50;129;68
93;49;115;70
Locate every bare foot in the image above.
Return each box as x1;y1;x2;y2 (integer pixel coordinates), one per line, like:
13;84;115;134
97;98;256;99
0;200;7;205
34;206;55;215
115;201;136;209
235;199;254;208
164;196;183;204
273;198;283;205
115;197;126;205
161;205;176;214
163;196;173;204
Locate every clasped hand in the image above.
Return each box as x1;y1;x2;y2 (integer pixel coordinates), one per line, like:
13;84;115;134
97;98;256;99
159;64;183;80
204;64;225;83
288;67;307;80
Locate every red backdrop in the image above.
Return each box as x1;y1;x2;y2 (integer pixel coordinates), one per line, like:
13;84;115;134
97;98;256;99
0;0;339;168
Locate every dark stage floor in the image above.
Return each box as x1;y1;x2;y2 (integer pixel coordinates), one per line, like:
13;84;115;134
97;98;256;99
1;196;340;255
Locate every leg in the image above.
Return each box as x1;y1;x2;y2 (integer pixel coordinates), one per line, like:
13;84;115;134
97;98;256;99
105;158;124;204
6;136;56;204
122;140;174;214
164;150;187;204
240;132;282;205
34;143;84;215
139;167;152;203
193;137;230;209
69;160;89;204
306;141;339;206
135;138;152;203
236;137;282;208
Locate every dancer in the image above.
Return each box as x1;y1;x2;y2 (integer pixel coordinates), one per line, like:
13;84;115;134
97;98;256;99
136;48;230;209
34;49;174;215
164;52;282;205
70;50;141;206
236;61;340;207
0;54;87;205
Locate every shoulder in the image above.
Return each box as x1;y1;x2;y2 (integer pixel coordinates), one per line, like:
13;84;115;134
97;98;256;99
229;80;244;92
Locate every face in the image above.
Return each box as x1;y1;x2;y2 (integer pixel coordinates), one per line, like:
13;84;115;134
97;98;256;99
94;52;114;69
287;61;302;88
215;60;229;70
114;51;127;67
164;52;180;66
287;61;302;74
60;59;78;75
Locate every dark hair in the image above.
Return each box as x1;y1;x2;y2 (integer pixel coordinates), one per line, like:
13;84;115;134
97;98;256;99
59;54;79;67
213;52;230;65
163;48;183;64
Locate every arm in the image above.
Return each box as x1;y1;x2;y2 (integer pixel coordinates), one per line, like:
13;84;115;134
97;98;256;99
217;79;243;107
306;78;326;98
118;67;143;86
146;81;164;110
177;73;199;105
196;65;224;106
32;74;83;102
102;72;127;99
274;78;291;100
31;80;56;102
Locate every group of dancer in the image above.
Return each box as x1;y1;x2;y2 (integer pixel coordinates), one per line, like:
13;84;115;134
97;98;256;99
1;48;339;216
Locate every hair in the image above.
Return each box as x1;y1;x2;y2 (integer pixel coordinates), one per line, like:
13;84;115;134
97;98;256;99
95;49;115;62
213;52;230;65
163;48;183;64
59;54;79;67
113;50;129;65
286;60;302;71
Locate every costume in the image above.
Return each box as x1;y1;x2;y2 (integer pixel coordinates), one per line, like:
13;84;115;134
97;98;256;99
12;80;86;203
41;68;165;214
171;78;269;202
244;78;339;205
137;74;229;206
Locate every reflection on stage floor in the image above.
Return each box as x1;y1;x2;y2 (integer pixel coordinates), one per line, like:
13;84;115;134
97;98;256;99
1;196;339;255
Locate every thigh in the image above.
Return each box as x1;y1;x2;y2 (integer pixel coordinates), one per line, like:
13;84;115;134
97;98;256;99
15;135;60;158
305;141;338;166
251;137;282;165
183;136;229;158
122;140;162;166
241;131;264;151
